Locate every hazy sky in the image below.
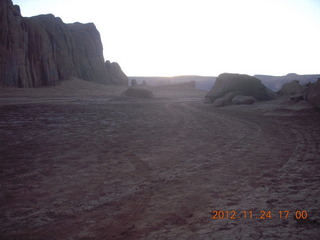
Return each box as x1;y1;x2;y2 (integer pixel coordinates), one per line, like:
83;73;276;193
13;0;320;77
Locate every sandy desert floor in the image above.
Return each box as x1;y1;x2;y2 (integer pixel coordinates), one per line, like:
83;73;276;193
1;79;320;239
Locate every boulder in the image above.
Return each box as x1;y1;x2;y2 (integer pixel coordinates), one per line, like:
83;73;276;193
289;94;304;102
223;92;236;104
122;87;154;99
0;0;128;87
231;95;257;105
303;79;320;108
212;97;225;107
206;73;275;103
212;92;236;107
277;80;306;97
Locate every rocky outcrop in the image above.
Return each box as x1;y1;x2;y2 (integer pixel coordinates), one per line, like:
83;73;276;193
0;0;128;87
277;80;306;102
255;73;320;91
212;93;257;107
303;79;320;108
206;73;275;103
212;97;225;107
231;95;257;105
277;80;306;97
212;92;236;107
105;61;128;85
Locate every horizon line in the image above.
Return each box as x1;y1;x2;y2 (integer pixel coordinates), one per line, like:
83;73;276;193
127;73;320;78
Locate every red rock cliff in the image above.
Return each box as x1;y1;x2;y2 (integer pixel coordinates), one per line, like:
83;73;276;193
0;0;128;87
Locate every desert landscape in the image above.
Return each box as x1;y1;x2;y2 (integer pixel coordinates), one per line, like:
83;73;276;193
1;0;320;239
1;78;320;239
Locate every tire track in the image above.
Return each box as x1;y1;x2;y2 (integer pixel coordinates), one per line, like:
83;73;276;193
105;153;153;239
142;100;320;239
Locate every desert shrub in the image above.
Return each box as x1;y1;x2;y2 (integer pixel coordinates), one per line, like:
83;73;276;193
122;87;154;98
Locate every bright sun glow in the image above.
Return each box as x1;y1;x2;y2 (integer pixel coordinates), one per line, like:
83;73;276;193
13;0;320;76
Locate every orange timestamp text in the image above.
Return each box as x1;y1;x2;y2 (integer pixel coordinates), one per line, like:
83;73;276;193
211;210;309;220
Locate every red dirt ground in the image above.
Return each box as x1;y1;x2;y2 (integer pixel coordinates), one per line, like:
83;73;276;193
1;79;320;239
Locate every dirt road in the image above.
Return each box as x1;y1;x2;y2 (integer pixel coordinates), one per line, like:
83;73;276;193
1;92;320;239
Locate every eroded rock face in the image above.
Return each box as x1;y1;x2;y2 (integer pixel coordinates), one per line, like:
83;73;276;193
212;92;236;107
212;97;225;107
106;61;129;85
278;80;306;97
206;73;275;103
231;95;257;105
0;0;127;87
0;0;26;87
303;80;320;108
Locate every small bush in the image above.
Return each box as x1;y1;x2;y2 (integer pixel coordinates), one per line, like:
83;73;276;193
122;87;154;98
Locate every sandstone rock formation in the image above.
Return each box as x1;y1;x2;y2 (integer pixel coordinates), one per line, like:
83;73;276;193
255;73;320;91
0;0;128;87
212;92;236;107
277;80;306;102
206;73;275;103
105;61;128;85
303;79;320;108
231;95;257;105
277;80;306;97
212;97;225;107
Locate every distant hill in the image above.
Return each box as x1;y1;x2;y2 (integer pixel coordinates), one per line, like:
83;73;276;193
255;73;320;91
129;76;216;91
129;74;320;92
